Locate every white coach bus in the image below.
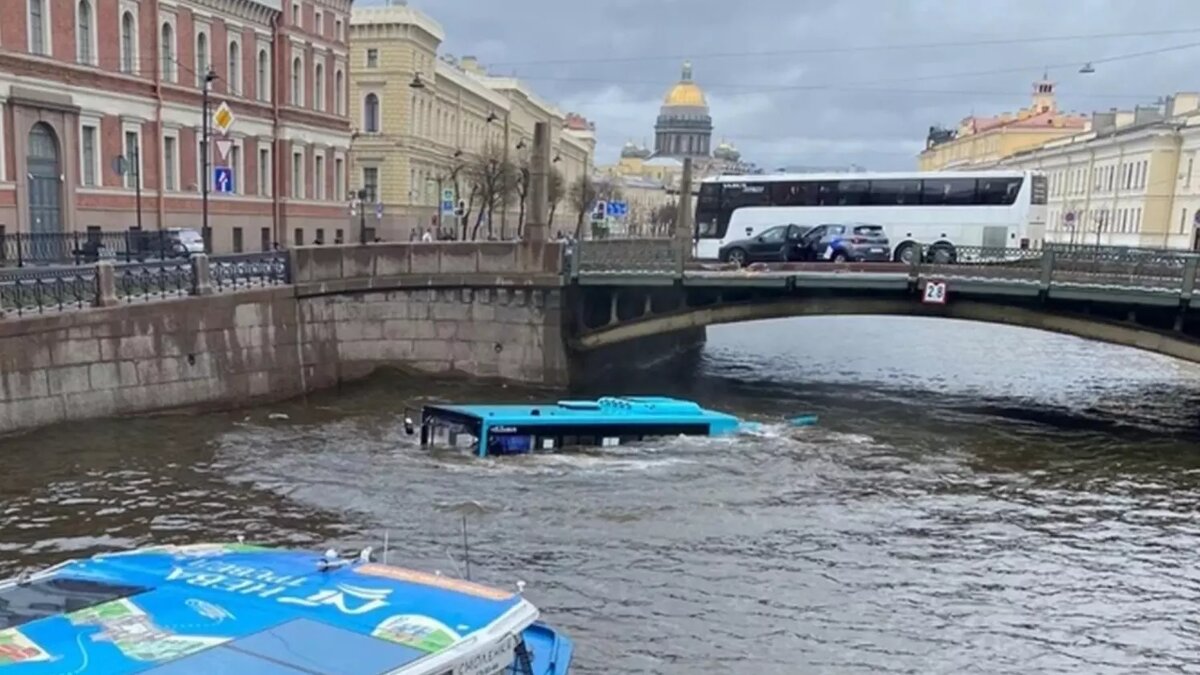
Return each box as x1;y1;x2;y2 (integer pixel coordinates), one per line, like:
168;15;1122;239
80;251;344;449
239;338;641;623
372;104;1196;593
693;170;1048;263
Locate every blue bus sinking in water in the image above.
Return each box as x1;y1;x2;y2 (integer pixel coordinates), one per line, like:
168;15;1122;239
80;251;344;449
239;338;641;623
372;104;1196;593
418;397;742;457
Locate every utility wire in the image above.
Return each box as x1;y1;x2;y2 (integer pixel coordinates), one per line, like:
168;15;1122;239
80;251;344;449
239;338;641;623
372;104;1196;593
485;28;1200;67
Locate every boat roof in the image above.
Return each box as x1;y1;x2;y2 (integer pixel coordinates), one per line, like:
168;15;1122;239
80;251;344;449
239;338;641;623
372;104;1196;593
425;396;740;426
0;543;535;674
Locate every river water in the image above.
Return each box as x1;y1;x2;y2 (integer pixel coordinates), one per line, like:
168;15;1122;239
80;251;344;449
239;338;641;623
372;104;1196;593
4;317;1200;674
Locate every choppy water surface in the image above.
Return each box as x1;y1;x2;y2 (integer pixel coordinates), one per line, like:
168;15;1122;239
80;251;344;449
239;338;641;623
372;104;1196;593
4;316;1200;674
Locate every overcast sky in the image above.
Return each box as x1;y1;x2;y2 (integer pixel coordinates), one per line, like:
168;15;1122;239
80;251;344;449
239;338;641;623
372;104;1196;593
393;0;1200;170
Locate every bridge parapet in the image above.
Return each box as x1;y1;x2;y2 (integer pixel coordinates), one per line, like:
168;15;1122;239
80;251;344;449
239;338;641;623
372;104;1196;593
292;241;565;286
570;238;678;277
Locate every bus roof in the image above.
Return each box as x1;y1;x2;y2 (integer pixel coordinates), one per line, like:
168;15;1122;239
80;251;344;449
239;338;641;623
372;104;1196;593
702;169;1035;184
424;397;739;427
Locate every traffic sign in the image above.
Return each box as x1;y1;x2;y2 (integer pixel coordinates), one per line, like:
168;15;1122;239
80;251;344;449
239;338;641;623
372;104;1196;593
110;156;128;176
453;199;466;217
213;102;235;134
1063;211;1076;225
592;200;607;222
441;200;455;216
213;166;233;193
441;188;455;202
922;280;948;305
215;138;233;162
375;202;384;220
606;200;628;218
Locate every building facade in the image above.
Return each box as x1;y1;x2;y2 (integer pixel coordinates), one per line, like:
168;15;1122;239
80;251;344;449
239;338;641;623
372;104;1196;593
993;94;1200;250
0;0;353;254
918;78;1089;171
348;5;595;240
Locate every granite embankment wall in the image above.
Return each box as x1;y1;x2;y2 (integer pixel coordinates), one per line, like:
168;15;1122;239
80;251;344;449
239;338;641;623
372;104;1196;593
0;242;568;436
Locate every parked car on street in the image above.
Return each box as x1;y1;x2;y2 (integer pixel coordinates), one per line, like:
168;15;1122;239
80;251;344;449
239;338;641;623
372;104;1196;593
717;223;891;265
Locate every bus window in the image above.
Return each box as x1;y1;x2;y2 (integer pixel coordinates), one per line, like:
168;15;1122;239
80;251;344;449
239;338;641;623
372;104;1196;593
922;178;976;205
977;177;1023;205
837;180;870;206
771;181;816;206
1030;174;1047;204
698;182;720;208
868;179;922;205
815;182;838;206
721;183;770;209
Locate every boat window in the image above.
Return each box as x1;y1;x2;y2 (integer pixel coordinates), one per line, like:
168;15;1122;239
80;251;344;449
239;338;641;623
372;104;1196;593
0;576;149;630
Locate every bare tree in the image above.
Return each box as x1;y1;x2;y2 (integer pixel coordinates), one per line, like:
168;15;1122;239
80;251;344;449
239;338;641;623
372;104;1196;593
515;154;532;237
547;168;565;234
465;143;517;240
654;201;678;236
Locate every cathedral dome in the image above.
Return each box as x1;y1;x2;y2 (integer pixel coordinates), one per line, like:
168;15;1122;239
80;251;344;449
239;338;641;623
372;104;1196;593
662;61;707;108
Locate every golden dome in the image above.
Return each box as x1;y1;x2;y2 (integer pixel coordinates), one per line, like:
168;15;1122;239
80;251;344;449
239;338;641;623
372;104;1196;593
662;61;707;108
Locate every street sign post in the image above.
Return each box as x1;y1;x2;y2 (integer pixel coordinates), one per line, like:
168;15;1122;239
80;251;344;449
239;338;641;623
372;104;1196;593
213;102;235;135
440;188;456;216
375;202;384;221
213;167;233;193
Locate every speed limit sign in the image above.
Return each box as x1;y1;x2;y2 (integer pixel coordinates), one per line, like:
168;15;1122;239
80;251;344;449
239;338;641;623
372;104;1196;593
922;280;948;304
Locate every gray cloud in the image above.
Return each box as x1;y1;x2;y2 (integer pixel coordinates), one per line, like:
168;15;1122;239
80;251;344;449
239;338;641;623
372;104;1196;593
394;0;1200;170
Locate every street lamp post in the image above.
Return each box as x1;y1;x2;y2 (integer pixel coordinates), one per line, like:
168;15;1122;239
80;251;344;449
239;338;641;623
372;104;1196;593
201;68;217;251
357;189;368;244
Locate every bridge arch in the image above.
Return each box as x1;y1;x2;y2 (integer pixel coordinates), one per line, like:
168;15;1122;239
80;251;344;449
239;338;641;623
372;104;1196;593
573;296;1200;365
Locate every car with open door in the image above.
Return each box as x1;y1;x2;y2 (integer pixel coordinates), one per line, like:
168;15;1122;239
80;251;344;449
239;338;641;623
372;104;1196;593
790;223;891;262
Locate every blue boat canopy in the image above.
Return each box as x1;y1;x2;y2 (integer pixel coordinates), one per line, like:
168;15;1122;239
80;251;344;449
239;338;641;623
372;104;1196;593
0;543;572;674
419;397;741;457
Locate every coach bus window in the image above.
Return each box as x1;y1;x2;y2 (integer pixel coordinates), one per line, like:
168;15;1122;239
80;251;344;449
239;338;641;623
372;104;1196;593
868;179;922;205
698;182;720;208
771;181;816;206
977;177;1023;205
922;178;977;205
837;180;870;206
815;181;838;205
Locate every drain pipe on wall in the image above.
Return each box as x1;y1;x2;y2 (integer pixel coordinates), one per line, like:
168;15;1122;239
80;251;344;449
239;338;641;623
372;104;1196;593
270;13;282;248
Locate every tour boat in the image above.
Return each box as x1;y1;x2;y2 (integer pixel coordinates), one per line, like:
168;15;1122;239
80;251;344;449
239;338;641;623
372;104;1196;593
0;542;572;674
417;396;742;457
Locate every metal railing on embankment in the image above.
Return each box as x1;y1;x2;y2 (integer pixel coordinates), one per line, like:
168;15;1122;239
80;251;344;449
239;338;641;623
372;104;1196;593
0;251;290;317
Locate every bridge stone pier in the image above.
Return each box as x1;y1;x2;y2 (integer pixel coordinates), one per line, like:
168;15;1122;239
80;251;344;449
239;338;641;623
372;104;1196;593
0;241;705;436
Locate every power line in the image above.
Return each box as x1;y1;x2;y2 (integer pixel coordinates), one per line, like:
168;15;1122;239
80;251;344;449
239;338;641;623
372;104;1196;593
485;28;1200;68
499;41;1200;102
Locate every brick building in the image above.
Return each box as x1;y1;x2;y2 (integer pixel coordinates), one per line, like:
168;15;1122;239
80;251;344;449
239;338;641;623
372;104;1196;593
0;0;352;254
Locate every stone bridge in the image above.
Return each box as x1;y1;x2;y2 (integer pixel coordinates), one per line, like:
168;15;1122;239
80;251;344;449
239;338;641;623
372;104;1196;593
2;239;1199;436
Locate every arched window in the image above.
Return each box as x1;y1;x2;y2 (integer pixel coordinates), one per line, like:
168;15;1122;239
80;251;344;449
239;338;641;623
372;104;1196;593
228;40;241;95
314;63;324;112
196;32;209;86
76;0;93;64
160;22;175;81
364;93;379;133
334;69;344;115
257;49;269;101
291;56;302;106
119;11;135;73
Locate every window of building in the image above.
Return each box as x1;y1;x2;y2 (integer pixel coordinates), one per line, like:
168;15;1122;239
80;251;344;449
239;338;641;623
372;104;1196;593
233;227;244;253
362;167;378;202
259;146;271;196
120;11;136;73
315;227;325;244
335;69;344;115
314;10;323;36
314;154;325;200
366;49;378;68
314;63;324;112
364;93;380;132
28;0;48;56
160;21;176;81
80;124;98;187
291;56;302;106
123;131;140;189
261;227;271;251
293;228;304;246
334;156;344;200
77;0;94;64
196;31;210;86
291;2;300;27
163;134;177;191
229;144;241;194
1182;209;1189;234
1188;157;1195;188
228;40;241;95
257;48;270;101
292;150;304;198
335;19;343;42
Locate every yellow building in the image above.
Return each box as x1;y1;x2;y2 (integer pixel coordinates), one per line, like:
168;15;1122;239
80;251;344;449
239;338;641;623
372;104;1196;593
995;94;1200;250
918;79;1090;171
349;6;596;239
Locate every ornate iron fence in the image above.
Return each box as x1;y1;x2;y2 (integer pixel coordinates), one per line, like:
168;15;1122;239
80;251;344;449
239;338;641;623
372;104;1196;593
115;260;194;301
0;230;202;267
210;252;290;292
571;238;680;275
0;266;99;316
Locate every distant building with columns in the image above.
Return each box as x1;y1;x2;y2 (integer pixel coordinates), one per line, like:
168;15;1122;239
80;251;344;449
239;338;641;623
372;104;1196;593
654;61;712;159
